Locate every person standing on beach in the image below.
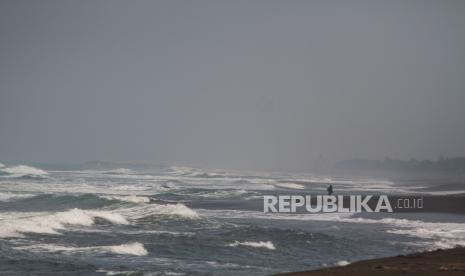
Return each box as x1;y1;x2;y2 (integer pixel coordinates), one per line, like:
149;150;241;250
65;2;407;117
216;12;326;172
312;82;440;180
327;184;333;195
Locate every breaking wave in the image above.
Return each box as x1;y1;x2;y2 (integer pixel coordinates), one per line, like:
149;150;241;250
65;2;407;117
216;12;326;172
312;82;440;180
167;166;201;176
0;192;36;202
0;208;129;238
275;183;305;190
15;242;148;256
228;241;276;250
0;165;48;178
194;189;254;199
115;203;199;219
105;242;148;256
199;209;465;250
167;166;228;178
336;260;350;266
99;195;151;203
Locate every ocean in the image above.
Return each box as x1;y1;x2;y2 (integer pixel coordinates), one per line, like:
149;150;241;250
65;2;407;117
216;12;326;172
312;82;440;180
0;162;464;275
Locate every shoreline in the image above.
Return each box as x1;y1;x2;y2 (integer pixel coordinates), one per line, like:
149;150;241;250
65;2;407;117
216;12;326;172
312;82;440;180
275;247;465;276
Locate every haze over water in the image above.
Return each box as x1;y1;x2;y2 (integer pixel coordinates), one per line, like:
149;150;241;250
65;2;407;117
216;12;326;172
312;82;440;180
1;0;465;171
1;1;465;275
0;162;464;275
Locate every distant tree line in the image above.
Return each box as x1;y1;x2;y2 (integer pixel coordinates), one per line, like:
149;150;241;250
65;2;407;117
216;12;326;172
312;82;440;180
334;157;465;174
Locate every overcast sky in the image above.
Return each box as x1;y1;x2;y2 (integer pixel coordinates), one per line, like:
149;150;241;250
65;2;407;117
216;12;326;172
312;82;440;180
1;0;464;171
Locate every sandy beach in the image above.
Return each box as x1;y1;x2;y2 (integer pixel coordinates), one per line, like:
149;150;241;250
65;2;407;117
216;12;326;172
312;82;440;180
276;247;465;276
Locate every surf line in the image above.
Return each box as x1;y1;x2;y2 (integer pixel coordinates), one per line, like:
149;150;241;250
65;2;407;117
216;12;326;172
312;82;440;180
263;195;393;213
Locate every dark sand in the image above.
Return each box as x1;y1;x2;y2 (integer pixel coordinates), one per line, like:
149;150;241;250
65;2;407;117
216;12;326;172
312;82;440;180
276;247;465;276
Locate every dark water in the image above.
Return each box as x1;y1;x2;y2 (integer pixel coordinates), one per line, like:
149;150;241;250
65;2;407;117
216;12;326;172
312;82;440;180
0;164;464;275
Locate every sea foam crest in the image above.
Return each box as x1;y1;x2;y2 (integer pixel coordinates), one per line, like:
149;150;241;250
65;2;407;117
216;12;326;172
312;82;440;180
168;166;199;175
0;208;129;238
201;209;465;250
99;195;151;203
336;260;350;266
0;192;36;202
117;203;199;219
0;165;48;177
228;241;276;250
275;183;305;190
197;189;249;199
14;242;148;256
107;242;148;255
167;165;227;178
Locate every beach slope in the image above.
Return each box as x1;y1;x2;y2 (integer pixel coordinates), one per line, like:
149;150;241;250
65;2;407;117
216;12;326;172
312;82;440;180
276;247;465;276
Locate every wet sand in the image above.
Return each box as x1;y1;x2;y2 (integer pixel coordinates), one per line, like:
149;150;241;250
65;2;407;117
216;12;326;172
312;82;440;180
276;247;465;276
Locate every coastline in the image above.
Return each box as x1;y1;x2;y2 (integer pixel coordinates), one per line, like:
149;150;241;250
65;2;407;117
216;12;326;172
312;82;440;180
275;247;465;276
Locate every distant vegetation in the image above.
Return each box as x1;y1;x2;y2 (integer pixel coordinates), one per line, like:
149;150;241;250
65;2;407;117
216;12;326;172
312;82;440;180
334;157;465;174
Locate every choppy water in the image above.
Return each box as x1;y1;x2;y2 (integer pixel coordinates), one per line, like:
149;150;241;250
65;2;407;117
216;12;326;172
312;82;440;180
0;162;464;275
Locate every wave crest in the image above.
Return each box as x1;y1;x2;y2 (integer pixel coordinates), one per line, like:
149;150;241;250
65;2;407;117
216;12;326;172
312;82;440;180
0;192;36;202
0;208;129;238
116;203;199;219
228;241;276;250
275;183;305;190
99;195;151;203
0;165;48;178
14;242;148;256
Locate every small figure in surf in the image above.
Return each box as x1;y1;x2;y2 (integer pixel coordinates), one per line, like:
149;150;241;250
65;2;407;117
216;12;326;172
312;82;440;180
327;184;333;195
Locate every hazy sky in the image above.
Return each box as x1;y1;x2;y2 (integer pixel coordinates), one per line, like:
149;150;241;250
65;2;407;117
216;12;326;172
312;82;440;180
1;0;464;171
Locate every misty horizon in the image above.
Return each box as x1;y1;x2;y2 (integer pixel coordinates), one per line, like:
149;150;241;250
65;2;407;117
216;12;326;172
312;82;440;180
1;0;464;172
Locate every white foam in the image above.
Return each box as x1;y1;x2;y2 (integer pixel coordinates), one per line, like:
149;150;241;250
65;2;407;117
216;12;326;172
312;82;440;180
106;242;148;256
422;190;465;195
386;222;465;249
275;183;305;190
198;208;352;222
121;230;195;237
0;208;129;238
116;203;199;219
0;180;160;197
287;177;399;192
336;260;350;266
113;185;152;191
99;195;151;203
196;189;250;198
205;261;257;269
15;242;148;256
168;166;201;176
96;269;138;276
228;241;276;250
0;192;36;202
0;162;5;168
199;209;465;250
0;165;47;177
